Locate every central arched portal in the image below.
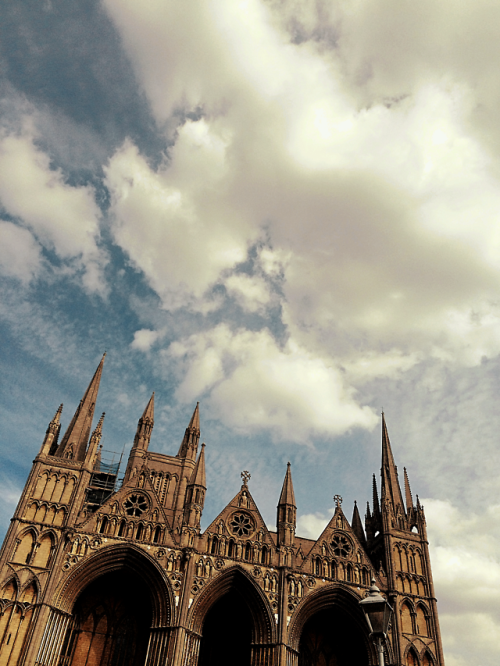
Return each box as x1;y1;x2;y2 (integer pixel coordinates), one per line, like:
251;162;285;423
298;607;369;666
198;589;253;666
60;570;152;666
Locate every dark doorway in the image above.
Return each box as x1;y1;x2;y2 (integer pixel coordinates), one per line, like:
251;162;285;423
298;607;369;666
60;570;152;666
198;589;253;666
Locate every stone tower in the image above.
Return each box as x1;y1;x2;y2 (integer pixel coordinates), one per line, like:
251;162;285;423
0;359;444;666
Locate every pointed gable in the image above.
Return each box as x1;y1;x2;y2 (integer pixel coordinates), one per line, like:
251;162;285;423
77;462;175;547
203;479;276;553
305;503;374;577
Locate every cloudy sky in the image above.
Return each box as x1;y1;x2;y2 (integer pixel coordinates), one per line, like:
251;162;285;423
1;1;500;663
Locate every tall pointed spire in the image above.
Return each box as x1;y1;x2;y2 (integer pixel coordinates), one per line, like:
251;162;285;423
351;500;366;545
381;412;405;514
404;467;414;511
189;443;207;489
133;392;155;450
40;404;63;456
177;403;200;460
277;462;296;547
55;354;105;461
278;462;296;507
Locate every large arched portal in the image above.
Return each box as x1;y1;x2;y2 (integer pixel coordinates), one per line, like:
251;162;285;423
198;588;253;666
60;570;152;666
298;606;369;666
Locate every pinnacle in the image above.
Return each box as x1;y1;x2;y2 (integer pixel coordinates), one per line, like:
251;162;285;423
188;402;200;430
189;443;206;488
278;461;296;507
141;392;155;422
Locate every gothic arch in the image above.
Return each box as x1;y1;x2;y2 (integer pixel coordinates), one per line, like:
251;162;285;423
288;584;377;662
53;544;174;629
188;565;277;645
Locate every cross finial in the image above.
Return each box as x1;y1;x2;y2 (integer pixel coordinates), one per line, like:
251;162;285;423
241;470;251;486
333;494;343;507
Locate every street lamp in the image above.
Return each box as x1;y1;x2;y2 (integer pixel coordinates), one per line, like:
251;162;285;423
359;578;393;666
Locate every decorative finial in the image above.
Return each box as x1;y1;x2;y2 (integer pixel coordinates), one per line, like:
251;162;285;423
241;470;251;486
334;494;343;507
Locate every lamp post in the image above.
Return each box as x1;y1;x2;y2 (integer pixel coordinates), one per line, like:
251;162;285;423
359;578;393;666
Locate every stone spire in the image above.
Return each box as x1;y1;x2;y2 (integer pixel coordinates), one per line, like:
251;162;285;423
351;500;366;545
189;443;207;489
404;467;414;511
177;403;200;460
278;461;296;507
133;392;155;450
182;445;207;537
55;354;105;461
40;404;63;456
277;462;296;547
380;413;405;514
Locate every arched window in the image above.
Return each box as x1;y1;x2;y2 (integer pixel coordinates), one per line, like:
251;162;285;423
33;533;54;568
117;520;126;538
152;526;162;544
422;651;434;666
227;540;235;558
136;524;144;541
314;558;320;576
406;647;419;666
1;579;17;600
99;516;108;534
244;543;251;561
20;581;37;604
14;531;36;564
261;545;268;564
416;604;429;636
211;536;219;555
401;601;414;634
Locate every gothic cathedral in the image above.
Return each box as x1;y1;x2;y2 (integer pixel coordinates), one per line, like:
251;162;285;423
0;355;445;665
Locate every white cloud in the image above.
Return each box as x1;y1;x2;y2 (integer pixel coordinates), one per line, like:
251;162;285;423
130;328;161;352
225;273;272;313
297;509;334;540
423;498;500;666
0;221;42;284
166;324;377;442
0;129;105;292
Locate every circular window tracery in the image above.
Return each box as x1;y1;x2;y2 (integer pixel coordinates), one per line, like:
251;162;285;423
331;534;351;558
123;494;148;517
229;512;254;537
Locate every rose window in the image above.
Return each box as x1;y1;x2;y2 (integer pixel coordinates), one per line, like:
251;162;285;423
331;534;351;558
229;513;254;537
124;494;148;517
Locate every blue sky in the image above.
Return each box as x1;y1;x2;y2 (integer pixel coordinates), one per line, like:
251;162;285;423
1;2;500;663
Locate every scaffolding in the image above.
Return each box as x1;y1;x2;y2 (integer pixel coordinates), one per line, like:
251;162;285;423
84;447;124;513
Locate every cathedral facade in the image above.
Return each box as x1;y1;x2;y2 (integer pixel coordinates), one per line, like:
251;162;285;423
0;355;445;665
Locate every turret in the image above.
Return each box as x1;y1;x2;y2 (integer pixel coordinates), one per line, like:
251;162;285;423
351;500;366;546
55;353;105;461
177;403;200;460
277;462;296;548
40;404;63;456
133;392;154;450
182;444;207;535
85;413;105;467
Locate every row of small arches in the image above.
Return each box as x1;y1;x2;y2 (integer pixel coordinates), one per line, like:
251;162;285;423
11;530;56;569
394;544;424;575
97;515;165;544
312;558;371;586
24;502;66;527
396;574;426;597
401;599;432;637
209;536;271;565
32;472;76;505
406;646;434;666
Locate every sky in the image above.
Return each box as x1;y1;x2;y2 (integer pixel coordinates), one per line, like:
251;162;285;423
0;1;499;663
